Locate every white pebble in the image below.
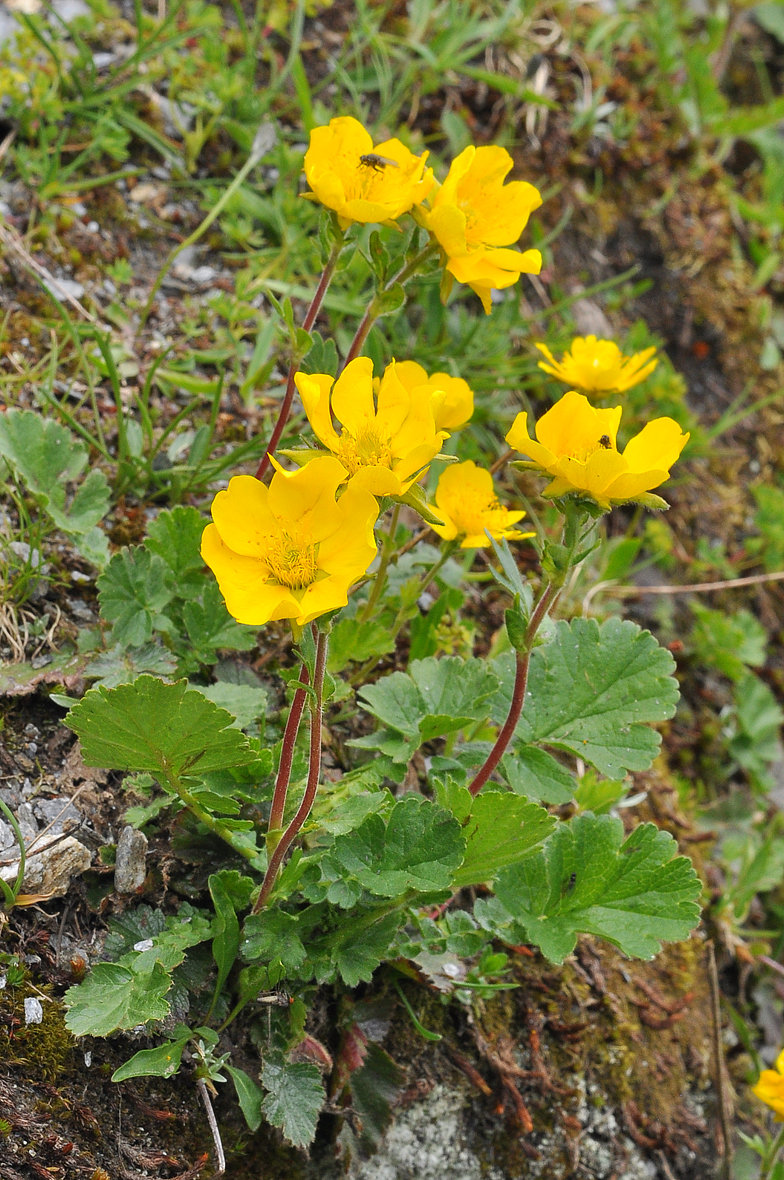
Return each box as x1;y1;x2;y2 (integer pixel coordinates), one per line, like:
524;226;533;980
24;997;43;1025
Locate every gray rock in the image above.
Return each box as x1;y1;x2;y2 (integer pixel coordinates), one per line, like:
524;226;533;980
33;797;81;835
0;833;91;897
114;825;148;893
24;997;43;1025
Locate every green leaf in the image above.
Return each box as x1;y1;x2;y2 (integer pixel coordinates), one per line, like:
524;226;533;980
358;656;499;757
448;789;556;888
492;618;679;778
756;2;784;45
482;813;701;964
328;618;395;673
193;682;267;730
65;674;255;776
209;874;240;996
261;1058;325;1149
330;911;404;987
0;409;110;548
487;535;533;620
502;746;575;805
729;671;784;789
64;961;172;1037
146;505;208;599
183;582;258;662
330;795;465;898
85;642;178;689
111;1035;191;1082
752;484;784;572
226;1064;264;1132
728;831;784;920
691;604;766;682
300;331;339;377
242;910;307;971
374;282;406;317
97;548;174;647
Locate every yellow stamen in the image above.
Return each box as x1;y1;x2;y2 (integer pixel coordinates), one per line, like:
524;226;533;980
335;426;393;475
262;534;317;589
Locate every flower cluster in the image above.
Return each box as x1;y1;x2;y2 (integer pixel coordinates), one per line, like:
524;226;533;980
202;117;689;633
753;1049;784;1120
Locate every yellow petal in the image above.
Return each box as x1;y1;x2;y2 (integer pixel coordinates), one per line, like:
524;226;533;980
506;411;557;470
201;524;299;624
376;360;414;439
427;204;468;256
210;475;277;558
429;373;474;431
267;456;348;540
331;356;376;435
622;418;689;473
348;465;403;496
296;371;340;451
393;360;428;393
536;392;622;460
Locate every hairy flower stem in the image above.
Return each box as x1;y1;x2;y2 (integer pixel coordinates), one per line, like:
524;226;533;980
253;628;328;911
256;240;342;479
266;664;309;839
344;241;440;365
468;581;560;797
360;504;400;622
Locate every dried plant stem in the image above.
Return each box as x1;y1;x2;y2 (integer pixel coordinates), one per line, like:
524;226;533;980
196;1078;225;1176
254;629;328;911
468;582;559;796
256;240;342;479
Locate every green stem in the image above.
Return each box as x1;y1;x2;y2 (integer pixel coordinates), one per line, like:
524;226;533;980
761;1123;784;1180
0;798;26;906
139;146;267;331
344;240;440;365
163;770;259;864
360;504;400;622
253;628;329;911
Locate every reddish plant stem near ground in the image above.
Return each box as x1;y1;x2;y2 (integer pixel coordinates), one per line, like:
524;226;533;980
468;583;559;796
267;663;309;834
253;629;328;910
255;244;341;479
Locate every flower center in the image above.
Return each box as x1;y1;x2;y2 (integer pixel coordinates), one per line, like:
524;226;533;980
262;533;317;589
448;488;501;536
335;425;393;475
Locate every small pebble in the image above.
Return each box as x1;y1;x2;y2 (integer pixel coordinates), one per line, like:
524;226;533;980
133;939;154;952
84;1051;92;1067
24;998;43;1025
114;825;148;893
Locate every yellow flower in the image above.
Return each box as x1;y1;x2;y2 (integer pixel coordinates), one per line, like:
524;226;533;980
393;360;474;431
431;461;532;549
303;116;434;229
422;145;542;314
505;390;689;510
294;357;448;497
536;336;658;394
200;457;379;627
753;1049;784;1120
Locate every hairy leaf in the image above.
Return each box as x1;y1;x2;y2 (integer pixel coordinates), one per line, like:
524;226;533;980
492;618;678;778
182;581;258;662
330;795;465;898
330;910;404;987
242;909;307;971
261;1059;325;1148
193;682;267;730
480;813;701;964
209;874;240;996
502;746;575;805
145;505;207;599
64;961;172;1037
97;548;174;647
448;789;556;888
66;674;254;776
0;409;110;556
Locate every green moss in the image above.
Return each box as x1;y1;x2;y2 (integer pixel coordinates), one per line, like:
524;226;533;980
0;987;74;1083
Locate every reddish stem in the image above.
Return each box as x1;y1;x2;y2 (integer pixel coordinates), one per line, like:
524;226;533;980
256;244;341;480
468;583;559;797
267;664;309;834
253;629;328;910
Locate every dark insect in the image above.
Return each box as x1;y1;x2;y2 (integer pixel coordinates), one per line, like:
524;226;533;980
598;434;611;449
561;872;577;897
359;153;400;172
256;990;292;1007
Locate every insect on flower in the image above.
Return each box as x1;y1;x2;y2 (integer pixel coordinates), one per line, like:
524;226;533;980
359;153;400;171
598;434;611;449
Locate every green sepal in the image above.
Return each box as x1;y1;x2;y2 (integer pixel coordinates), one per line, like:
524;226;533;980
505;601;528;653
374;282;406;317
393;484;444;526
633;492;670;511
439;269;455;305
277;448;331;467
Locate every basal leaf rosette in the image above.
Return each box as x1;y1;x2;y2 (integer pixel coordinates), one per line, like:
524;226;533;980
753;1048;784;1119
421;145;543;314
506;390;689;511
294;357;448;498
431;460;532;549
393;360;474;432
536;336;658;394
303;116;434;229
201;457;379;626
